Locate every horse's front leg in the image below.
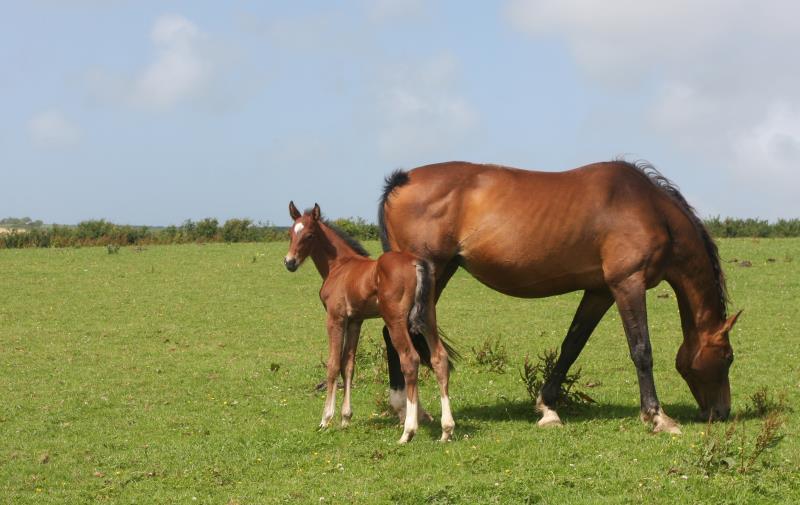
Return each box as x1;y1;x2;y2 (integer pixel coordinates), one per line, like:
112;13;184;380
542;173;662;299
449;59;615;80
320;315;345;429
340;320;362;427
537;289;614;427
610;274;681;434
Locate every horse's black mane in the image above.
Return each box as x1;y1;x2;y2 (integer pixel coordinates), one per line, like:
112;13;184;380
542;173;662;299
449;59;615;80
378;169;410;252
621;159;729;317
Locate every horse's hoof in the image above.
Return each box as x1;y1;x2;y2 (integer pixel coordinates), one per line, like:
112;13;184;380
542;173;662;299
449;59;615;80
398;432;414;444
341;418;350;428
319;419;332;430
439;432;452;442
653;417;682;435
537;411;563;428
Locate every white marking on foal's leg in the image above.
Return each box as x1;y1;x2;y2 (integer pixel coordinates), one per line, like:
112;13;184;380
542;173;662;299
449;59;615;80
536;394;563;428
320;388;336;429
389;388;406;421
439;395;455;442
293;222;304;234
341;377;353;428
399;397;418;444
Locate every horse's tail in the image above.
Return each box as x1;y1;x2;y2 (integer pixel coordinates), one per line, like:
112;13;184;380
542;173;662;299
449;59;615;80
408;259;460;370
378;169;410;253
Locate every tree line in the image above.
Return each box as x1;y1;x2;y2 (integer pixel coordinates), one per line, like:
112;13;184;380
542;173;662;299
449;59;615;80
1;216;798;249
0;217;378;248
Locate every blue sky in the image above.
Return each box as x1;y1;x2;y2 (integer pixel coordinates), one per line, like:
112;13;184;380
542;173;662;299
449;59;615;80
2;1;798;225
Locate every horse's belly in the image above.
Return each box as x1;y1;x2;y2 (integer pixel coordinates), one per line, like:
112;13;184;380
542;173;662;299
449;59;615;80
459;255;605;298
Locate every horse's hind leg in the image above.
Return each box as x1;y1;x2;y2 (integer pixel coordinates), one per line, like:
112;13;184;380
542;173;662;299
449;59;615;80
340;320;362;428
385;322;421;444
383;326;433;424
537;289;614;427
426;327;455;441
609;273;681;434
320;316;345;429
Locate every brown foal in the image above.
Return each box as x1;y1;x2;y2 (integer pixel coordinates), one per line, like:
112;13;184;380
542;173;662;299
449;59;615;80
283;201;454;443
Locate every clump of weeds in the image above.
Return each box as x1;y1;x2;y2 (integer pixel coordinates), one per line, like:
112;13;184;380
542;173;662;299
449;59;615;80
471;337;508;373
690;386;787;477
520;348;595;409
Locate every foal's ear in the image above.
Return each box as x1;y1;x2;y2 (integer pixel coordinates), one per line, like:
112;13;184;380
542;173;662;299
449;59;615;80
289;201;301;220
311;203;321;221
720;309;743;336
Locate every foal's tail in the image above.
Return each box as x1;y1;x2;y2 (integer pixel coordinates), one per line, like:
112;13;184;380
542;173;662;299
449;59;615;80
408;260;460;370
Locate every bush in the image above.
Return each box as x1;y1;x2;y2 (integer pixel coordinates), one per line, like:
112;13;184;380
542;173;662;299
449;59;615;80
222;219;255;243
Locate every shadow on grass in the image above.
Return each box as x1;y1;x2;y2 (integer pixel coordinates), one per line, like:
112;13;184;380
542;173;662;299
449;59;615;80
452;398;761;426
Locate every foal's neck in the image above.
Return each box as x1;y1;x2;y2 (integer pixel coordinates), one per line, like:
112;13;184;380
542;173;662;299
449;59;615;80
309;222;363;280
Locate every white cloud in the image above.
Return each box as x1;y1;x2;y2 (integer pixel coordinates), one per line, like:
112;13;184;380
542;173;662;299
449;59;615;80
505;0;800;216
88;14;232;111
375;53;478;161
131;14;212;108
27;110;82;148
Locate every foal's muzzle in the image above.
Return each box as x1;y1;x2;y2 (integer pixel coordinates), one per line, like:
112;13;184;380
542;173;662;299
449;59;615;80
284;257;298;272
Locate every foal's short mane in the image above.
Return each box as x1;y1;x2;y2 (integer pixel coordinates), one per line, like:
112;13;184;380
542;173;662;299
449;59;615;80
326;222;370;257
378;169;410;252
620;159;729;318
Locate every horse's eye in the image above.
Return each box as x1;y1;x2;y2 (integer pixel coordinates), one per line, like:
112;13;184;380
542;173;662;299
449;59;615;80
303;233;313;241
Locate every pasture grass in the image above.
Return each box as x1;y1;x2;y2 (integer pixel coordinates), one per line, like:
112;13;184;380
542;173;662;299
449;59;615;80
1;239;799;504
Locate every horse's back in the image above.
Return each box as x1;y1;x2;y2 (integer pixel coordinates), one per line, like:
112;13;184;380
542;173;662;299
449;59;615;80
383;161;679;297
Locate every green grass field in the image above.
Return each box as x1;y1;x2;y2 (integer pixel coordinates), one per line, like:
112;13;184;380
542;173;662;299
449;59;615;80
1;239;798;504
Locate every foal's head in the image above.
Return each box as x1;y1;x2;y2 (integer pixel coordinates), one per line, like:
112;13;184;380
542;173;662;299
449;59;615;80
284;201;321;272
676;310;741;421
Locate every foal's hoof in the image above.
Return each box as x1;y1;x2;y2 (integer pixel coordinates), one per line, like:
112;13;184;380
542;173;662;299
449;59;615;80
318;418;332;430
398;431;415;444
340;418;350;428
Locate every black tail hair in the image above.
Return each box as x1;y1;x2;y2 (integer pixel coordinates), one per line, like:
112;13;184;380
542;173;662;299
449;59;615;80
378;169;410;253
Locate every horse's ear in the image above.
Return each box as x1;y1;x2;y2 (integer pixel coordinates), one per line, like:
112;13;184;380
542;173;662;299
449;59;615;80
721;309;743;336
312;203;321;221
289;201;301;220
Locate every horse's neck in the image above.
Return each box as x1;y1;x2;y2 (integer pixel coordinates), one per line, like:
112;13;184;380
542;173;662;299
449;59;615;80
309;224;360;280
669;267;725;348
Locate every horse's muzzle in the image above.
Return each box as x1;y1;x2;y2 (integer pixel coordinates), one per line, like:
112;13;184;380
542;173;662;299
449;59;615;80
284;257;298;272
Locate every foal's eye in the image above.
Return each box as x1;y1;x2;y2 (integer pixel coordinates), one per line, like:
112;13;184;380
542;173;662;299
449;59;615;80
302;233;313;241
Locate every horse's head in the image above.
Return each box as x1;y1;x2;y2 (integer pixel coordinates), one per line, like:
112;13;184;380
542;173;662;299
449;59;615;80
284;201;321;272
676;310;741;421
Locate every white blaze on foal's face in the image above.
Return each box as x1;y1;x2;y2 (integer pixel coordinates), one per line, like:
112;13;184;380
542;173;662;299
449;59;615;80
293;222;304;235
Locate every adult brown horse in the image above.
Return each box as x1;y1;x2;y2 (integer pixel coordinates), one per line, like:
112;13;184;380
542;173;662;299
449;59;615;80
378;160;741;434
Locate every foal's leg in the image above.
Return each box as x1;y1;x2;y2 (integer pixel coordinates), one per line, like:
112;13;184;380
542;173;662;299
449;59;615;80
385;322;421;444
383;258;459;421
425;326;455;441
609;274;681;434
320;316;345;429
537;289;614;427
340;320;362;427
383;326;433;424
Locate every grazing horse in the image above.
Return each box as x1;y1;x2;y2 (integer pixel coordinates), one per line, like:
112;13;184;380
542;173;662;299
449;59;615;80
283;201;454;443
379;160;741;434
